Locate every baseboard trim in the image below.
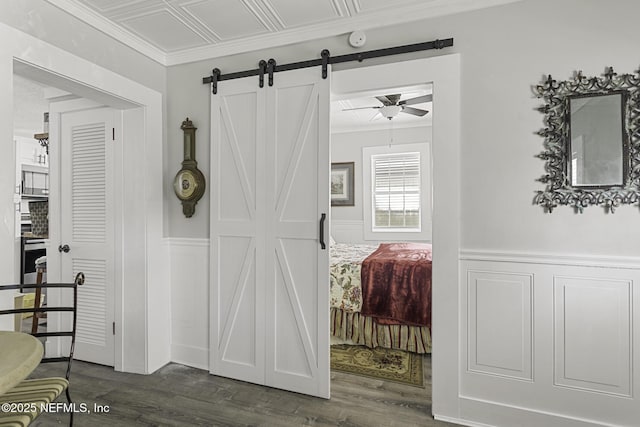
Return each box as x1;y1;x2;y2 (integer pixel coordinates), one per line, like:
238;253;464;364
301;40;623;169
171;343;209;371
458;395;620;427
460;249;640;270
118;362;148;375
433;414;493;427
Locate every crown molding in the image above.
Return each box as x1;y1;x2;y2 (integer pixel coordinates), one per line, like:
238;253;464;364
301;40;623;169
166;0;521;65
45;0;167;64
46;0;522;66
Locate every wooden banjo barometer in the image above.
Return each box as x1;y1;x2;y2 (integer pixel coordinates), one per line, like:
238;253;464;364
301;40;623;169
174;118;205;218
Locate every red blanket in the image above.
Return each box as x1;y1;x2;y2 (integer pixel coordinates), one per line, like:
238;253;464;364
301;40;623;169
360;243;432;327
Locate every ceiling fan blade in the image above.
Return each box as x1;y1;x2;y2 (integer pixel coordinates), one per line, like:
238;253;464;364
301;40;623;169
342;106;381;111
375;94;401;106
401;106;429;116
398;94;433;106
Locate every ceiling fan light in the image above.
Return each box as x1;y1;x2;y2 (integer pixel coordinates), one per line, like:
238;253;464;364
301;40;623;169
380;105;401;119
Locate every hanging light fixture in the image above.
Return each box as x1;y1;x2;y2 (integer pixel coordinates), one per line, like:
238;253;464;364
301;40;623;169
379;105;402;120
34;112;49;155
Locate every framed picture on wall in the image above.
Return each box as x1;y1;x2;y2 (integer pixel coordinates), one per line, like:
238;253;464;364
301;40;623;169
331;162;354;206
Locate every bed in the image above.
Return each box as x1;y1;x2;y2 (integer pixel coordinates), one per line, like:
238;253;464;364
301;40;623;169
330;242;432;354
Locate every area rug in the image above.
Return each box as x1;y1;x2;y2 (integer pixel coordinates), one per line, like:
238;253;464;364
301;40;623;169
331;344;423;387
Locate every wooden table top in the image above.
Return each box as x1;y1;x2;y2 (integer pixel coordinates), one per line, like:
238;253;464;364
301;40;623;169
0;331;43;395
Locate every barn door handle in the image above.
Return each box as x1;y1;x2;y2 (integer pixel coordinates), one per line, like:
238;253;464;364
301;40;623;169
58;244;70;253
319;213;326;250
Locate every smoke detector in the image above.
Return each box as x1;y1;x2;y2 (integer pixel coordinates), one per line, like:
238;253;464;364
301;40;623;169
348;31;366;48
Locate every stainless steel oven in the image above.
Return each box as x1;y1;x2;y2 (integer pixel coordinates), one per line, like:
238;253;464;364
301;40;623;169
21;237;46;285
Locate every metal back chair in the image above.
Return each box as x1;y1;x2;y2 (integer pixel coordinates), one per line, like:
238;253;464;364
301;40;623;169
0;272;84;426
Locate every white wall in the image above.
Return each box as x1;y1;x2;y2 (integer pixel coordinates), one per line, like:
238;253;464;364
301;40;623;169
166;0;640;253
331;126;431;244
168;238;210;370
331;126;431;222
5;0;636;424
13;75;50;138
449;0;640;256
165;1;640;425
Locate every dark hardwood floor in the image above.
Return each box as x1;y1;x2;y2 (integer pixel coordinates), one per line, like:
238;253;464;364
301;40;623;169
29;353;460;427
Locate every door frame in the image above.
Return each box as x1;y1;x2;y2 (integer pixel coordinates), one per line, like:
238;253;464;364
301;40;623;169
1;23;169;374
331;54;461;418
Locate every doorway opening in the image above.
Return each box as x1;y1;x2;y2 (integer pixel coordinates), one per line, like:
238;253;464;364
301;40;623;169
9;53;167;374
329;81;433;398
328;54;461;419
12;74;51;334
12;70;127;367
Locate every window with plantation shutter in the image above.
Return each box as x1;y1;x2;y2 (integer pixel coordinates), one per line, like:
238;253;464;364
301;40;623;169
362;142;431;241
372;152;421;231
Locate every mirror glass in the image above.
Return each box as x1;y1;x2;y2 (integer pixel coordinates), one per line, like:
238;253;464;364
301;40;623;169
569;92;624;187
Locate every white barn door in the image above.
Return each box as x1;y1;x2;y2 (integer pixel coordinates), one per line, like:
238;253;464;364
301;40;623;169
210;77;266;385
59;107;116;366
265;70;330;396
210;67;330;398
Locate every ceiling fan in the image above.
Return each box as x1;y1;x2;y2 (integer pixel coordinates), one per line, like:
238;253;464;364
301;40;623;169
343;93;432;120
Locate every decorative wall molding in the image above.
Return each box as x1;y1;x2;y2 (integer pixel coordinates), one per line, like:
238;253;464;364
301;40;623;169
467;270;533;381
460;249;640;270
461;257;640;427
553;276;632;397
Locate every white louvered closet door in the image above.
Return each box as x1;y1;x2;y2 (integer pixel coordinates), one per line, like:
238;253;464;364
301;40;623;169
60;108;115;366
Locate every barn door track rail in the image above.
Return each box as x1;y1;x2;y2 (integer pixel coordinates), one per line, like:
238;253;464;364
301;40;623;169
202;38;454;94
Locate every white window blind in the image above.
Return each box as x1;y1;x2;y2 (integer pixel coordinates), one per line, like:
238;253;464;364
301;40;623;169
371;152;421;231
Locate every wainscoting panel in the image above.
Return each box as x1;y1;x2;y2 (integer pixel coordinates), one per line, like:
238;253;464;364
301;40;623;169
168;238;210;370
554;276;632;396
460;252;640;427
467;271;532;380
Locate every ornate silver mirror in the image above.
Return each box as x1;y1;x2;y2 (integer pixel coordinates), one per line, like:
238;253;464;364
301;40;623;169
534;68;640;212
569;92;626;187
